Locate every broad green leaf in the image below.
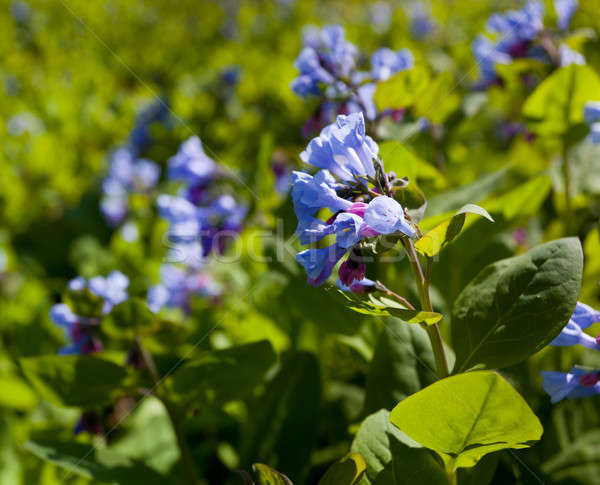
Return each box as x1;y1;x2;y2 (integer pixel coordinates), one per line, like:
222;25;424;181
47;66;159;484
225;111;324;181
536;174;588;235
20;355;129;407
318;453;366;485
523;64;600;136
374;66;430;111
337;290;442;325
426;167;508;217
0;417;20;485
109;397;179;474
25;440;170;484
253;463;293;485
414;71;461;124
364;320;437;414
0;375;38;411
389;371;543;471
415;204;493;257
483;175;552;220
379;141;445;189
167;340;276;407
452;238;583;372
241;351;321;484
351;410;446;485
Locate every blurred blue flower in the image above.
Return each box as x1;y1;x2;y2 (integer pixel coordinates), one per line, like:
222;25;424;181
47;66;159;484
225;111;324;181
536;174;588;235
555;0;578;30
168;136;218;187
291;25;357;98
409;3;435;39
584;102;600;144
472;36;512;88
49;271;128;355
542;367;600;403
370;48;414;82
148;264;221;314
558;44;585;66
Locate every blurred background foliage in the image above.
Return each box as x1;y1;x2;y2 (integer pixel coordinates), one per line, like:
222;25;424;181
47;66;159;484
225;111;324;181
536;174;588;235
2;0;600;484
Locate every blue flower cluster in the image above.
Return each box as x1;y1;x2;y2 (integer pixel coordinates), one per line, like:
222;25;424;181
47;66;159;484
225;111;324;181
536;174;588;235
472;0;582;88
148;264;221;314
584;102;600;144
150;136;246;313
49;271;129;355
100;99;169;226
293;112;415;287
542;302;600;402
291;24;414;131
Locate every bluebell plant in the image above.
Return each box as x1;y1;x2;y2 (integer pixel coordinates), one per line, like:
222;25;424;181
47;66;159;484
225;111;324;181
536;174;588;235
49;271;129;354
472;0;583;88
542;302;600;402
291;24;414;133
584;101;600;144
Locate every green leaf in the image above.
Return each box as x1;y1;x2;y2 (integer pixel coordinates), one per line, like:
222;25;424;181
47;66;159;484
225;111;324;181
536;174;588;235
415;204;493;257
167;340;276;407
20;355;129;407
389;371;543;471
523;64;600;136
318;453;366;485
413;71;461;125
379;141;445;189
253;463;293;485
241;351;321;483
374;67;430;111
25;440;170;484
351;410;446;485
541;429;600;483
452;238;583;372
426;167;508;217
0;375;38;411
483;175;552;220
109;397;179;474
336;290;442;325
364;320;437;414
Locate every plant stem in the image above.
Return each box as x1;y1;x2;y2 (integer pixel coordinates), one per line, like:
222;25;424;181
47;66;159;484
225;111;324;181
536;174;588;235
402;239;450;378
136;337;199;485
562;143;573;235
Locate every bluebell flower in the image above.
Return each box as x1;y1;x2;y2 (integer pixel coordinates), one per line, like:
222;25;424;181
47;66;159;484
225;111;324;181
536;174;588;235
558;44;585;66
101;148;161;225
550;302;600;348
472;36;512;87
296;244;348;287
337;277;376;294
168;136;217;187
542;367;600;403
370;48;414;82
300;113;378;182
364;196;415;237
157;194;200;242
292;170;352;223
291;25;357;98
128;97;170;155
555;0;578;30
409;3;435;39
148;264;221;314
584;102;600;125
49;272;128;355
584;102;600;144
486;1;544;47
88;270;130;313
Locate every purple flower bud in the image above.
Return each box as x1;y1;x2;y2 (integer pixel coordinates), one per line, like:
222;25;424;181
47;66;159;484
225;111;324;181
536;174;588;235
338;252;366;286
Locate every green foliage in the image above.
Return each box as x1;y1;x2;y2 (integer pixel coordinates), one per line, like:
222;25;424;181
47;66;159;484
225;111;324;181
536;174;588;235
167;340;276;408
25;441;170;484
523;65;600;136
317;453;366;485
20;355;130;407
390;371;543;471
452;238;583;372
